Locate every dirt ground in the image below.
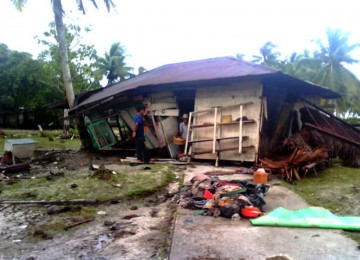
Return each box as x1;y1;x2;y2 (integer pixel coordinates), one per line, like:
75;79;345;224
0;150;181;260
1;150;359;260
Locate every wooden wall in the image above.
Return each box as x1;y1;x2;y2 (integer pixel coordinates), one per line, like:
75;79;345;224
191;80;263;162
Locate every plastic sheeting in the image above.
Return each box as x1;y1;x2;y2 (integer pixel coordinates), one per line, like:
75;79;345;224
250;207;360;231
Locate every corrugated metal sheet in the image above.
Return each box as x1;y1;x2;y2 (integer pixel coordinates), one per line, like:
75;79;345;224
71;57;340;112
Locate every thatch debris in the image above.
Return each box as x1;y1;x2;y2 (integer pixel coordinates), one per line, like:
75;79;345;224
260;130;329;181
91;165;113;180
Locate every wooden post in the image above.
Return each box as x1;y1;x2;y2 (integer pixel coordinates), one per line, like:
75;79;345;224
213;108;218;154
239;105;243;154
185;112;193;157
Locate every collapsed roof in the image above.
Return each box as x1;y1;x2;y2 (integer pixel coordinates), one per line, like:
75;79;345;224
71;57;340;113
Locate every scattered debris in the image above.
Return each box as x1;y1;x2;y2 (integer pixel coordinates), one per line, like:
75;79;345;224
1;151;14;165
113;230;136;239
260;130;329;181
91;165;113;180
150;208;160;217
0;163;30;174
46;171;65;181
64;216;94;230
204;170;236;175
70;183;78;189
47;205;62;215
94;234;114;251
123;214;140;220
32;229;53;240
0;199;98;205
104;220;115;226
179;174;269;219
130;205;138;210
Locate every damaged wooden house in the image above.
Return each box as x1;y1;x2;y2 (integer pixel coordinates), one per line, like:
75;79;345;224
69;57;360;172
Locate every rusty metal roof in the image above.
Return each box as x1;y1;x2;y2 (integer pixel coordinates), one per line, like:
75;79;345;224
72;57;340;112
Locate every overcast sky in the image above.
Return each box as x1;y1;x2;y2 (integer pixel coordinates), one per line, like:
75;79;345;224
1;0;360;76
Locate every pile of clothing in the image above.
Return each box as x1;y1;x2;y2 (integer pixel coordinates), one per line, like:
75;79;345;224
179;174;270;219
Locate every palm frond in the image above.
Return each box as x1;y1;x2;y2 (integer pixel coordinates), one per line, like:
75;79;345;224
11;0;27;11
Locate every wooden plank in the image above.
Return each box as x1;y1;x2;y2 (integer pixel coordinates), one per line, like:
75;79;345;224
120;109;160;149
184;112;193;156
239;105;243;154
153;109;179;117
192;145;255;155
219;120;256;125
213;107;217;154
153;97;176;103
192;82;261;162
189;136;248;143
150;102;177;111
160;116;179;158
191;120;255;128
151;91;173;99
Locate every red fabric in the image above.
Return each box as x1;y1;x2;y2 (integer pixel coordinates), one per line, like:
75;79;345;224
241;207;263;218
204;189;214;199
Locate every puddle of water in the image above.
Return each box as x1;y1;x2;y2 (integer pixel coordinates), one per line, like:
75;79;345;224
94;234;114;251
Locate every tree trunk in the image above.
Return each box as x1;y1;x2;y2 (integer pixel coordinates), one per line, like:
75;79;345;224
52;0;93;149
52;0;75;109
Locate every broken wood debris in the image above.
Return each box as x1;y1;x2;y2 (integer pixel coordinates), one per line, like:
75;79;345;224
0;199;99;205
64;216;94;230
0;163;30;174
259;130;329;181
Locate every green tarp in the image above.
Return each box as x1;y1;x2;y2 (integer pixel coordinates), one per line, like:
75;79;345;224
250;207;360;231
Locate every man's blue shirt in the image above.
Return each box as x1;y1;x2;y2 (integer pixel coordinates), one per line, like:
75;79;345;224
134;113;144;137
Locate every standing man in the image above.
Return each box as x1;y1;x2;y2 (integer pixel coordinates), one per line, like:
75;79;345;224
133;104;150;164
179;113;189;140
178;113;189;154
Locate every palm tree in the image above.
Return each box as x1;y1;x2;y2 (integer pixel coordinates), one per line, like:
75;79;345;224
311;29;360;115
11;0;115;147
252;41;281;69
279;51;319;81
11;0;115;109
96;42;133;85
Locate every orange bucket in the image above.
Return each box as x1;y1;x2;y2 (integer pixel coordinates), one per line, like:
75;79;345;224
253;168;268;184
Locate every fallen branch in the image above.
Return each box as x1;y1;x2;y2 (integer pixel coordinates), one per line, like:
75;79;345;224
0;199;99;205
64;216;94;230
0;163;30;174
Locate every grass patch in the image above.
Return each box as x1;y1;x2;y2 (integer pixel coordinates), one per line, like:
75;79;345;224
0;129;81;154
283;164;360;244
0;165;177;202
28;206;97;241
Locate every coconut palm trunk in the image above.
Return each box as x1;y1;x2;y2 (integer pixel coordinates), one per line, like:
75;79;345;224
52;0;75;109
11;0;115;149
52;0;92;147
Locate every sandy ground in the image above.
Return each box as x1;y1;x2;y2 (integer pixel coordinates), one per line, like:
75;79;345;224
169;165;360;260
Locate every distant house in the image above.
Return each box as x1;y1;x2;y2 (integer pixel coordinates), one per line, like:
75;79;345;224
70;57;360;164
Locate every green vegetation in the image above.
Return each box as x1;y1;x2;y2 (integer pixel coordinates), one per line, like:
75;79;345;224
29;207;97;241
244;29;360;118
284;164;360;244
0;129;81;154
1;163;177;240
0;165;176;202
